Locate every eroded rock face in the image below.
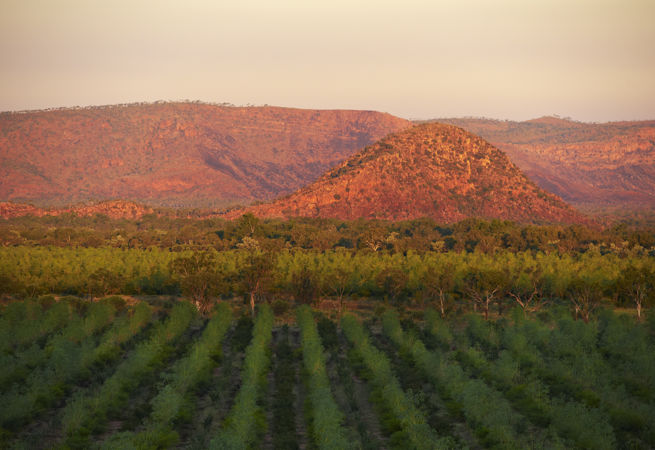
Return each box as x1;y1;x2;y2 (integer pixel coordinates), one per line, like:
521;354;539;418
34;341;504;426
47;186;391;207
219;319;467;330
229;123;587;224
0;102;410;208
439;117;655;209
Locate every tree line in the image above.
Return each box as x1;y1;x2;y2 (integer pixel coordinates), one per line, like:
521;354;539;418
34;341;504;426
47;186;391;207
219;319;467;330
1;244;652;322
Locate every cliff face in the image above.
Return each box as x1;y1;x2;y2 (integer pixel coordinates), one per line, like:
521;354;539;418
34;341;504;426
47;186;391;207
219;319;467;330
228;123;587;224
0;102;410;208
439;117;655;209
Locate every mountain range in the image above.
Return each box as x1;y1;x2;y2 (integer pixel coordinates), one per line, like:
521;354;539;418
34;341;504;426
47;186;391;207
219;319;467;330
0;102;409;208
1;102;654;223
439;117;655;210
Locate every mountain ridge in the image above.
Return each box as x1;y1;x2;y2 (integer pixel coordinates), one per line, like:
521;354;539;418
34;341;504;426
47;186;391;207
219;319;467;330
0;102;411;208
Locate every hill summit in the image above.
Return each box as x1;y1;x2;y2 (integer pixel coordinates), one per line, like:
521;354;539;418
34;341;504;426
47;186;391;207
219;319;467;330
230;123;586;223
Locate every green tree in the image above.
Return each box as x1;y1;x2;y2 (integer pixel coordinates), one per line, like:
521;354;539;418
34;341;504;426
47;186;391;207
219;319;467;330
567;272;605;323
376;267;409;305
239;251;274;317
508;266;547;318
87;268;124;298
290;265;319;305
324;265;356;321
236;213;261;238
617;264;653;321
170;252;224;315
463;267;507;320
422;264;456;318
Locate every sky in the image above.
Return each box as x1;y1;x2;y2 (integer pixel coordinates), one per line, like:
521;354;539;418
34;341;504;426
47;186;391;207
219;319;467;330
1;0;654;122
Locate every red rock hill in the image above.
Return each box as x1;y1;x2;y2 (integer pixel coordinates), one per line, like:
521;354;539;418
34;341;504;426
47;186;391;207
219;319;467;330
0;102;410;208
228;123;586;224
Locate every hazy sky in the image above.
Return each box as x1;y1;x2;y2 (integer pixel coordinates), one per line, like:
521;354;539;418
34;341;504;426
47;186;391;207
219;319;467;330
1;0;654;121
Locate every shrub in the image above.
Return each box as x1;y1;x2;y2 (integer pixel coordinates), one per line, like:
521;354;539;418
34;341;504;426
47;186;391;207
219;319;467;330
271;299;290;316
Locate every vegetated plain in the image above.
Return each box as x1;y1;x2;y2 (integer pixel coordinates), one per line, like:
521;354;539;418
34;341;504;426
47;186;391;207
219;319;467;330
1;213;654;449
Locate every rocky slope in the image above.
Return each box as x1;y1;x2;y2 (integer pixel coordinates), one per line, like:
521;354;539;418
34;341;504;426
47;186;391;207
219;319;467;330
438;117;655;209
0;102;410;208
227;123;586;224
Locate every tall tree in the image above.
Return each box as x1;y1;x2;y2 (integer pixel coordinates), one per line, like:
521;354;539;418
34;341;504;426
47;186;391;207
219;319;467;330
87;268;124;298
239;251;274;317
324;265;356;321
463;267;507;320
170;252;224;315
508;267;547;318
567;272;605;323
422;264;456;318
376;267;409;305
290;265;320;305
617;264;653;321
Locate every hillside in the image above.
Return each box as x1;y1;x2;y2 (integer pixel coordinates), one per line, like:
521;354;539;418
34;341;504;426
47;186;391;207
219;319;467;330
437;117;655;209
0;102;410;208
227;123;586;224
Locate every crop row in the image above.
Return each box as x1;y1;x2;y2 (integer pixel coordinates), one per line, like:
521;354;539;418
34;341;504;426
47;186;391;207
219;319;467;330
445;313;616;449
382;309;551;449
0;299;117;391
0;299;73;355
105;302;233;448
297;305;353;449
60;302;196;447
0;301;152;432
209;305;273;449
341;313;452;450
459;312;655;447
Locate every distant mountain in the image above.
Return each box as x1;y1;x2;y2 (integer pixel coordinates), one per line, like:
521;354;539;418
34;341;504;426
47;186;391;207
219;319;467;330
0;102;410;208
437;117;655;209
227;123;586;224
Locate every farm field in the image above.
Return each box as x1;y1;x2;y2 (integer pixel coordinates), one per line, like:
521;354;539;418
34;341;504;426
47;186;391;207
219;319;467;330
1;297;654;449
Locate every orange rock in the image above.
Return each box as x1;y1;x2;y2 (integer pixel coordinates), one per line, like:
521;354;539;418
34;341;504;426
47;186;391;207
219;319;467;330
439;117;655;209
0;102;410;209
226;123;587;224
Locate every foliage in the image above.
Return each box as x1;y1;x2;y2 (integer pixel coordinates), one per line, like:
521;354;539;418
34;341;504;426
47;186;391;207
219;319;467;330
342;313;453;449
297;306;354;449
170;252;226;314
60;301;196;446
0;302;152;430
289;265;320;305
2;300;655;448
105;303;232;448
210;304;273;449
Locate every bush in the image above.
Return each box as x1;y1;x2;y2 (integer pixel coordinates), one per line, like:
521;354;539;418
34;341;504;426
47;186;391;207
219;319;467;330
100;295;127;312
37;295;56;309
271;299;290;316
